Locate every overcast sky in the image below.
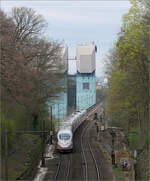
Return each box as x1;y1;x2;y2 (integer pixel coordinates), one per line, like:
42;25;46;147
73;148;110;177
1;1;131;78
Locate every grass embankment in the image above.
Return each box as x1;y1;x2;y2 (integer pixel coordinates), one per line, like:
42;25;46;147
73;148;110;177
1;134;42;180
1;105;51;180
136;150;150;181
113;167;125;181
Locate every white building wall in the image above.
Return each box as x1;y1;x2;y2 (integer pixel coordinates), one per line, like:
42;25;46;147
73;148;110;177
60;46;68;73
79;55;91;73
76;42;96;73
91;50;95;71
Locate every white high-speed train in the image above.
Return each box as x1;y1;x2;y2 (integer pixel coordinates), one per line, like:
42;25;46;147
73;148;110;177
57;110;87;152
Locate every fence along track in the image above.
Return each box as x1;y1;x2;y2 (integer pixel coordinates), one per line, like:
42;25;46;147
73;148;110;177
81;121;101;181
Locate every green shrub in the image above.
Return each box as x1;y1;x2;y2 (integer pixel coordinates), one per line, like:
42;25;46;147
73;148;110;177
128;128;139;150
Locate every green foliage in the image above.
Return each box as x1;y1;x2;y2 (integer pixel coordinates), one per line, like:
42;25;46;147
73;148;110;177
1;113;17;151
143;135;149;146
128;128;139;150
96;89;107;103
6;134;42;180
113;167;125;181
0;7;65;180
107;0;149;135
28;135;42;166
106;0;149;179
144;175;150;181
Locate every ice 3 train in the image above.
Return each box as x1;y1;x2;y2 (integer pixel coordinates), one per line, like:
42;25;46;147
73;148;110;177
57;110;87;152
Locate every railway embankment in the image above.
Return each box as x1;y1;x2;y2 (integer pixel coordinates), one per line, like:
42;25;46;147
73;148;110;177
1;134;42;180
96;127;135;181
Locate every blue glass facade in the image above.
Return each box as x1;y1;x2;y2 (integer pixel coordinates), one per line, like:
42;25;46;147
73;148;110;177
48;72;96;123
76;72;96;110
48;75;68;122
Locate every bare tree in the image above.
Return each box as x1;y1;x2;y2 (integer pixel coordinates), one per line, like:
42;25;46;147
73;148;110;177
11;7;47;42
0;8;64;115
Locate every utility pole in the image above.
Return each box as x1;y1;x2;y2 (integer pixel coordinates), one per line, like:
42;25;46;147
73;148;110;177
110;128;115;150
50;106;53;145
5;129;8;180
41;120;45;167
58;104;59;125
110;128;116;165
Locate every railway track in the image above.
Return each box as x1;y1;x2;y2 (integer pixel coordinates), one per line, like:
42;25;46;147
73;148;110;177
54;102;103;181
81;121;101;181
54;153;72;181
39;101;115;181
86;102;103;118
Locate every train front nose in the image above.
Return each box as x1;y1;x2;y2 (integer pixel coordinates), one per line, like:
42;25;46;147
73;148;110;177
57;142;73;150
57;131;73;151
57;139;73;150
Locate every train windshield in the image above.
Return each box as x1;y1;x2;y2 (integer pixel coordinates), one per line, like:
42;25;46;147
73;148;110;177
59;133;70;140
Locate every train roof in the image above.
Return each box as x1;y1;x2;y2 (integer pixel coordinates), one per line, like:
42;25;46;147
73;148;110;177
58;109;86;131
59;124;72;131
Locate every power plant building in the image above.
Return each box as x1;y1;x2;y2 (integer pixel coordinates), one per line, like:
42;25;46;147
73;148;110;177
48;42;97;121
76;42;97;110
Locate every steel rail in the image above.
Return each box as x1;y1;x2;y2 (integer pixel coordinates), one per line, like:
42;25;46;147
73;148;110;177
66;154;71;180
87;124;101;181
88;141;101;180
86;102;103;119
54;153;71;181
81;123;89;181
54;155;61;181
81;121;102;181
